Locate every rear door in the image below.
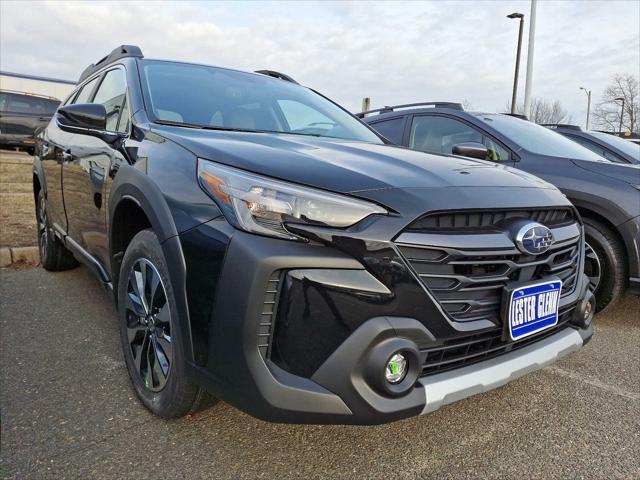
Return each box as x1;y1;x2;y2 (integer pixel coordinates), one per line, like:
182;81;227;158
61;67;129;265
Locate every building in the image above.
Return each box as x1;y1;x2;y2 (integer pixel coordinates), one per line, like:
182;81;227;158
0;71;75;101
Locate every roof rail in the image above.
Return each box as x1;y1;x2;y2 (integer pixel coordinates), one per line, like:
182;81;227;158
254;70;299;84
356;102;463;118
501;113;530;121
541;123;581;130
0;89;60;101
78;45;144;83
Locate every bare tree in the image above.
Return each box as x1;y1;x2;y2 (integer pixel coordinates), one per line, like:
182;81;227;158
461;98;474;110
504;98;573;124
592;74;639;133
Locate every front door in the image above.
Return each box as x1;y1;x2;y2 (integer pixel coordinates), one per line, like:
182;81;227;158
62;67;130;266
407;114;515;165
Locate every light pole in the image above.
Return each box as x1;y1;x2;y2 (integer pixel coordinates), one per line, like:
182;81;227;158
580;87;591;129
523;0;537;119
507;12;525;114
615;97;625;133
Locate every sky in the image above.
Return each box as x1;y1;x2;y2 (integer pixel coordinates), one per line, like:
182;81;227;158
1;0;638;125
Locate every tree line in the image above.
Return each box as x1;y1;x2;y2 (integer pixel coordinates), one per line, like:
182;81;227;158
502;74;638;132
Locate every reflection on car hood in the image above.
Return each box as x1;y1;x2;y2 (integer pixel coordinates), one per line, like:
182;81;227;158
572;158;640;185
152;125;555;193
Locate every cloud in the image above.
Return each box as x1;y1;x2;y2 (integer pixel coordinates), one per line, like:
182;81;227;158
1;0;638;123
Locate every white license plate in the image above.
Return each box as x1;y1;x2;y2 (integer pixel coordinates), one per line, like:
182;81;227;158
507;280;562;341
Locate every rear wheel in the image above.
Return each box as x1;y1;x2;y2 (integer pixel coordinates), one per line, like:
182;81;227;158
36;190;78;271
583;218;626;312
118;229;210;418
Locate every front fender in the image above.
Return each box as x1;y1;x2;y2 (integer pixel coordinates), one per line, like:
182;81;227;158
109;165;195;362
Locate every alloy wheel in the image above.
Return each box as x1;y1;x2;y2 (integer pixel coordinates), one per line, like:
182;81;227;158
37;194;48;260
124;258;173;392
584;242;602;292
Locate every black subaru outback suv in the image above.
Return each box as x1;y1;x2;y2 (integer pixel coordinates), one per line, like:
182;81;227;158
34;46;594;424
361;103;640;312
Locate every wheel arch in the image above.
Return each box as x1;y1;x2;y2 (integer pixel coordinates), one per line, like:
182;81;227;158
109;165;195;363
574;206;626;253
32;160;46;205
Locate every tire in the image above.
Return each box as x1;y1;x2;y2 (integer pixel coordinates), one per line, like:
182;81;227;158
583;218;626;312
118;229;210;418
36;190;78;271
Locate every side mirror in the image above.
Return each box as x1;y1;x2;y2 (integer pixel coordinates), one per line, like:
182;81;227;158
452;142;488;160
57;104;123;143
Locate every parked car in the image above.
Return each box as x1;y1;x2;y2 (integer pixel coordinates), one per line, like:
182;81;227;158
0;90;60;154
544;124;640;164
34;46;595;425
360;103;640;310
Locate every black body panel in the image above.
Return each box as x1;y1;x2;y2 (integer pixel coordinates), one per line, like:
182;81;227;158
32;53;595;424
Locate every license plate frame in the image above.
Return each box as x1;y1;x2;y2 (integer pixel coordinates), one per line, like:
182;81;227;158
502;278;563;342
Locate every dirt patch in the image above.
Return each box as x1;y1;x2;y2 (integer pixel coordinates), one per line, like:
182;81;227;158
0;152;36;248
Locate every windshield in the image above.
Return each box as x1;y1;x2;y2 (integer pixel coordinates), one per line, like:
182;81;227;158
473;113;605;161
589;131;640;160
139;60;382;143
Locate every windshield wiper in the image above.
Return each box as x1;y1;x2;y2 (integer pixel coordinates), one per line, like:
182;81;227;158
155;120;336;139
154;120;266;134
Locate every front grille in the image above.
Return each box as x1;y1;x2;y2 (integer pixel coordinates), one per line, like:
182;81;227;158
420;307;574;377
407;208;575;232
397;229;581;324
257;271;282;359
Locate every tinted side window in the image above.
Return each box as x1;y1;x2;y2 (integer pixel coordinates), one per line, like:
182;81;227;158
565;135;622;163
410;115;511;161
370;117;405;144
73;76;100;104
91;69;128;132
2;93;57;115
43;99;60;115
0;92;7;112
410;116;482;154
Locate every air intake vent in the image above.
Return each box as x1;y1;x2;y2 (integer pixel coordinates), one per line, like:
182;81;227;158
258;271;282;358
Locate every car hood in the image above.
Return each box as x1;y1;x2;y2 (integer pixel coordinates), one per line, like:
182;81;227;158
152;125;555;194
571;158;640;185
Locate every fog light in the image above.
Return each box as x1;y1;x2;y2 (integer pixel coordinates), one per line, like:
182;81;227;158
385;353;408;384
584;301;593;319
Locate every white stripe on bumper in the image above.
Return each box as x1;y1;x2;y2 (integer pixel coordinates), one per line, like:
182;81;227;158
419;328;584;415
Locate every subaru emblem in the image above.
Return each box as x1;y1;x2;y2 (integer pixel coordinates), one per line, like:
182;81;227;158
515;223;554;255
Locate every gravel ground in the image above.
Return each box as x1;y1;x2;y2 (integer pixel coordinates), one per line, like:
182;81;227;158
1;266;639;480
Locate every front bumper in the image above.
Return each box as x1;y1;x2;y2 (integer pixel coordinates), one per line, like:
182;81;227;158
419;326;589;414
185;222;594;425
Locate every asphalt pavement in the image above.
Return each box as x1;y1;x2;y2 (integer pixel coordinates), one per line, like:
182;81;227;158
1;266;639;480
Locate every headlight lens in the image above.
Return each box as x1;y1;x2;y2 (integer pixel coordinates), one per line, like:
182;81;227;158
197;159;387;240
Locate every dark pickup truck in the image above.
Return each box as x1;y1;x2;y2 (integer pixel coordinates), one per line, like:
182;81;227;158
0;90;60;154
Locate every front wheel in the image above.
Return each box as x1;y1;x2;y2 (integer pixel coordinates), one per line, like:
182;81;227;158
583;218;626;312
118;229;209;418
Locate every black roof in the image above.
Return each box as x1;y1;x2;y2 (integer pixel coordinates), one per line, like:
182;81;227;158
78;45;144;83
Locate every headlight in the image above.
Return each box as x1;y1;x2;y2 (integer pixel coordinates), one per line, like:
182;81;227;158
197;159;387;240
